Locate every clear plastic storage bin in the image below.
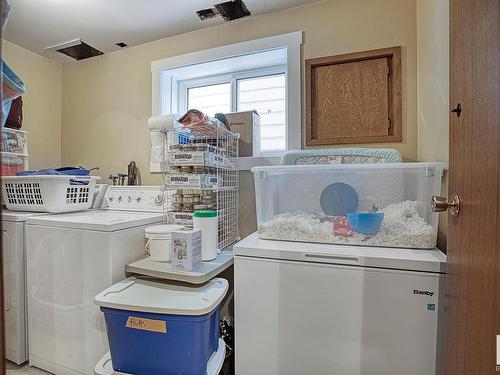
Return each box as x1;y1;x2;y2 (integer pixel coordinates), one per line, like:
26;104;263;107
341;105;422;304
1;128;27;154
252;162;445;249
1;153;27;176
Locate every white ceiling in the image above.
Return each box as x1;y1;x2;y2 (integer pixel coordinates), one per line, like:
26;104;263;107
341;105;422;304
4;0;320;63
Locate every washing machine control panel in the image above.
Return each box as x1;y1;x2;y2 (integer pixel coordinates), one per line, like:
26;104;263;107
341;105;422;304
103;186;168;212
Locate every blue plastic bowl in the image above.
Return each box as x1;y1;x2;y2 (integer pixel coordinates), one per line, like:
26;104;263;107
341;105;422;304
347;212;384;236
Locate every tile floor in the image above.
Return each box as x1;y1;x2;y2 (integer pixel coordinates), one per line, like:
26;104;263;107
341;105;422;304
6;362;51;374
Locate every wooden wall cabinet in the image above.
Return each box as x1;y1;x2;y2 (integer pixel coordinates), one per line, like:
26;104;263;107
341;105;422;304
305;46;402;146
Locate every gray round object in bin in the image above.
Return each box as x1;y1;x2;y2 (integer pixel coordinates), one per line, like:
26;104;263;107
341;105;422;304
320;182;359;216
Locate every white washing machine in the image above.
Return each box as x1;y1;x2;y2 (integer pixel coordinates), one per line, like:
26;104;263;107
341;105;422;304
234;233;446;375
26;186;168;375
2;210;47;364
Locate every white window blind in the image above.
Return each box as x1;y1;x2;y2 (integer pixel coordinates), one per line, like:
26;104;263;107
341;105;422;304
187;82;231;117
180;70;286;155
237;74;286;153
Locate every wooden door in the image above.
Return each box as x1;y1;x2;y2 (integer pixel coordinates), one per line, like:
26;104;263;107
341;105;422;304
0;2;5;371
444;0;500;374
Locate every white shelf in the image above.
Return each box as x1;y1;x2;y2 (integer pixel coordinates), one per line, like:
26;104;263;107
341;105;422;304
1;151;29;157
164;186;238;191
160;122;239;251
1;128;27;134
125;250;233;284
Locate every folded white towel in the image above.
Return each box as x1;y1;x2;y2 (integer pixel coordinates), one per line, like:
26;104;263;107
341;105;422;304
148;115;178;131
150;130;165;148
151;145;168;163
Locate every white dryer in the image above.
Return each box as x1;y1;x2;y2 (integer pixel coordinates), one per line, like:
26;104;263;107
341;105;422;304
26;186;168;375
2;211;46;364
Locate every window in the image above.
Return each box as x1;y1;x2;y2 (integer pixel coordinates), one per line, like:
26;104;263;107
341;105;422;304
179;69;286;155
151;31;302;170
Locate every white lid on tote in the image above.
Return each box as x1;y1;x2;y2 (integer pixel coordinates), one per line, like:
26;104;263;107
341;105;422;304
95;277;228;316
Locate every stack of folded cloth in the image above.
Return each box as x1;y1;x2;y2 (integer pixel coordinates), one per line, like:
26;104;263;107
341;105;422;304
148;115;179;165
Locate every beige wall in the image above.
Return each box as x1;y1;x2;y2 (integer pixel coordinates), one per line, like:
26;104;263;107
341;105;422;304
60;0;418;236
1;0;450;245
3;40;62;169
61;0;418;181
417;0;449;164
417;0;449;250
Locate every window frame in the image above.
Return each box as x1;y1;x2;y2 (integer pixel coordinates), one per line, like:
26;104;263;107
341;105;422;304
151;31;302;170
177;66;287;157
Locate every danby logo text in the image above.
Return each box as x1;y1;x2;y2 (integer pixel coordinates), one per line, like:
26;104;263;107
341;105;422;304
413;289;434;297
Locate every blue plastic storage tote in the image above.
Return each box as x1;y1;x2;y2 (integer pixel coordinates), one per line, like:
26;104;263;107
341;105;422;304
95;277;228;375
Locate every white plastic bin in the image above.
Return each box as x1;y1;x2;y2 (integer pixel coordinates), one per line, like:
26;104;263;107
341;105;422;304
2;175;100;213
94;339;226;375
252;162;445;249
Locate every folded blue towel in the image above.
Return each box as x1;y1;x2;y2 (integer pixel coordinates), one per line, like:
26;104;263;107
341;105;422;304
17;167;91;185
17;167;90;176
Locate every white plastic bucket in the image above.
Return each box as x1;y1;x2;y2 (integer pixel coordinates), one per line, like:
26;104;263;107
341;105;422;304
145;224;184;262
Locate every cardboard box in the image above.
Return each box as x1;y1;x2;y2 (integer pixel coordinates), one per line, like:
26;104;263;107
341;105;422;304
224;111;260;157
168;149;231;169
171;229;202;271
167;212;194;225
165;174;219;188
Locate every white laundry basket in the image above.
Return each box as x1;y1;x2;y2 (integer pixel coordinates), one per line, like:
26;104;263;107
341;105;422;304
2;175;100;213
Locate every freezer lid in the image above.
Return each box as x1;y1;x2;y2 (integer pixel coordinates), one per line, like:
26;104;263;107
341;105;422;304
25;210;164;231
95;277;228;316
234;232;447;274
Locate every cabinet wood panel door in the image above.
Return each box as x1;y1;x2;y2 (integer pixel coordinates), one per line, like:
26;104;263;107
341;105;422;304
306;46;401;146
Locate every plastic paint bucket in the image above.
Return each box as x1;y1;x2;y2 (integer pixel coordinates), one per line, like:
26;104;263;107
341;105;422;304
144;224;184;262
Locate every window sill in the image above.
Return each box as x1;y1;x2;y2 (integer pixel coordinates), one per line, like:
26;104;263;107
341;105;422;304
238;156;282;171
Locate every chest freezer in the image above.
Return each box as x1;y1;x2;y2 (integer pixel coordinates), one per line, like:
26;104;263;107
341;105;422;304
234;233;446;375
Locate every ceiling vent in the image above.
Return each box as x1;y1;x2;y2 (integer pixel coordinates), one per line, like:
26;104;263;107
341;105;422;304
197;0;251;22
196;8;218;20
45;39;103;61
116;42;128;48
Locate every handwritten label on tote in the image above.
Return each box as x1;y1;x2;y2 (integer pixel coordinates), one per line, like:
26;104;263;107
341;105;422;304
126;316;167;334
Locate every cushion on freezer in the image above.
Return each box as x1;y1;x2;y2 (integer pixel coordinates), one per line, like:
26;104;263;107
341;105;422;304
281;148;402;165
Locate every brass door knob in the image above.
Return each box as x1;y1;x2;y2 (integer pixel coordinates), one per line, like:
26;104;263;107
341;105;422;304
431;194;461;216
